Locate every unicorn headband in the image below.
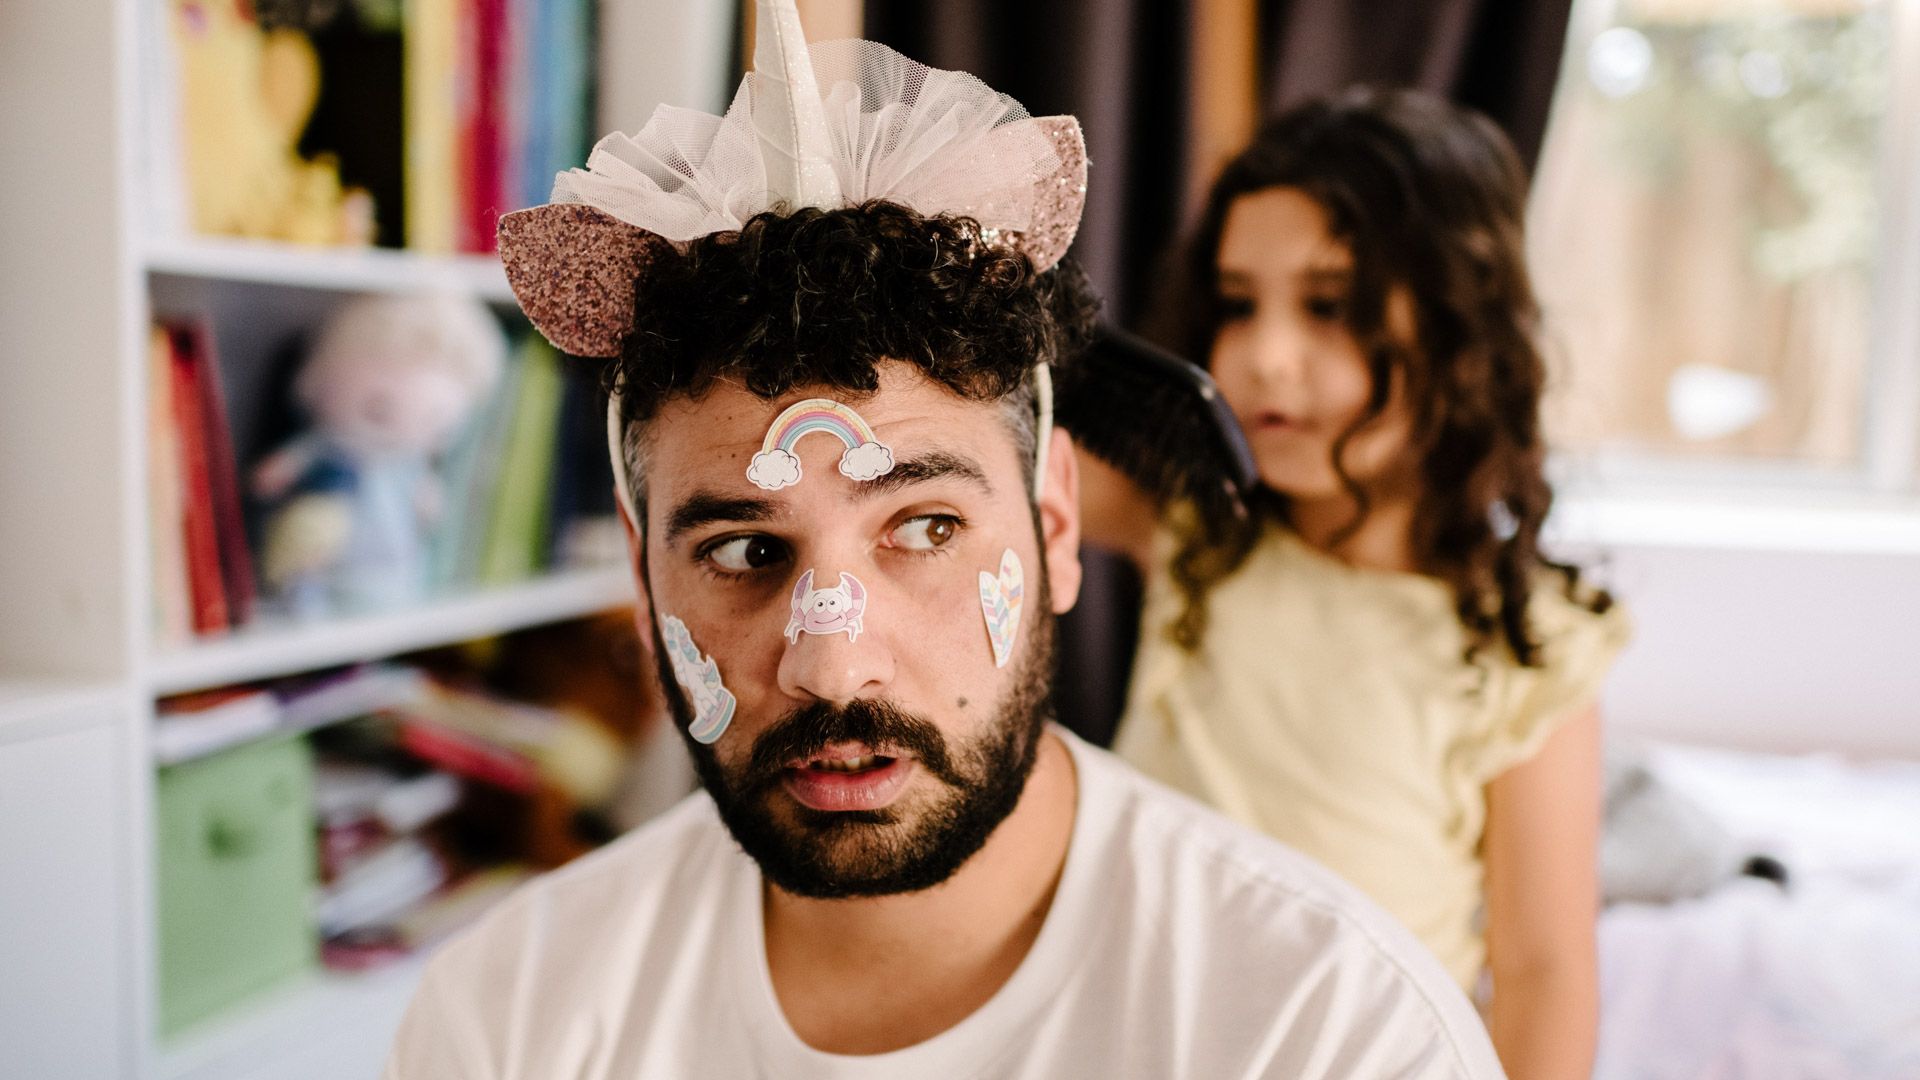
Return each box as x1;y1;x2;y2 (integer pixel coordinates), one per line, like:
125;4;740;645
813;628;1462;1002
496;0;1087;525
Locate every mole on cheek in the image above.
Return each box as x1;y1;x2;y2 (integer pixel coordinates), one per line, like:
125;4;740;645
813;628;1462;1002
956;696;969;709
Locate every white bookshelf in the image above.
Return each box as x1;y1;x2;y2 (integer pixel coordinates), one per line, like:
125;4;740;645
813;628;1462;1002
145;239;518;302
0;0;735;1075
152;565;635;697
158;950;434;1080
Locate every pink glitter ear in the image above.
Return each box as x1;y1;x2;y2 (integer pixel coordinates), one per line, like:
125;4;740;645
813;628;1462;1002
996;116;1088;274
497;204;673;358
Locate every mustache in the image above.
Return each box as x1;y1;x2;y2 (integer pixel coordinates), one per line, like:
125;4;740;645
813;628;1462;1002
741;698;961;789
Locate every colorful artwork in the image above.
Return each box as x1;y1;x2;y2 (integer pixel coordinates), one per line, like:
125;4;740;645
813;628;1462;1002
661;614;735;744
978;549;1025;668
747;398;895;491
784;569;868;643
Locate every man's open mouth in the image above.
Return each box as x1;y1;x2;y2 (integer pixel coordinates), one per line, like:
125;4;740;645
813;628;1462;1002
803;753;895;774
781;746;915;812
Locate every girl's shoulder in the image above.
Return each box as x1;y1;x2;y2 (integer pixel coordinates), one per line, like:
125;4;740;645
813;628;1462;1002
1521;567;1632;672
1463;572;1631;778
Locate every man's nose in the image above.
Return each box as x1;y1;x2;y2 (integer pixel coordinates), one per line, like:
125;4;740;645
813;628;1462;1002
777;593;893;706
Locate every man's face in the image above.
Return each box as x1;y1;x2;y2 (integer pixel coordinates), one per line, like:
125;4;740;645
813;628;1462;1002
634;361;1082;898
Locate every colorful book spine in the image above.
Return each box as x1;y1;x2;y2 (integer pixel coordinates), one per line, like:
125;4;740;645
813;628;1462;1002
404;0;460;252
407;0;596;252
177;320;257;627
519;0;596;214
148;325;193;647
167;330;229;635
434;342;524;590
502;0;540;213
397;718;539;793
461;0;510;252
480;338;564;584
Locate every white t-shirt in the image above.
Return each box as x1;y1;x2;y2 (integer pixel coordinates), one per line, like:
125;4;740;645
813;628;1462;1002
384;729;1504;1079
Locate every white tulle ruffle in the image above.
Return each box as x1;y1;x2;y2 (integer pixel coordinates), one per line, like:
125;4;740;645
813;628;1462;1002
549;39;1066;243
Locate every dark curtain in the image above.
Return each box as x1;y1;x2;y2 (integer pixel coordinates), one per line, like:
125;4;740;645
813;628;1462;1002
863;0;1573;747
1260;0;1575;172
864;1;1188;746
863;1;1194;327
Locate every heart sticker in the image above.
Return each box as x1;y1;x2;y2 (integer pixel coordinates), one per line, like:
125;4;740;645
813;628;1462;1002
978;549;1025;669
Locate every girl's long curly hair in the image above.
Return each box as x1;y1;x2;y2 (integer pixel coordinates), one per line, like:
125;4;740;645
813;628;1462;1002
1155;88;1609;665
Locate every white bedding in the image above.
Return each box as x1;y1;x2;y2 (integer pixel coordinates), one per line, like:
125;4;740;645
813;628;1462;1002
1596;744;1920;1079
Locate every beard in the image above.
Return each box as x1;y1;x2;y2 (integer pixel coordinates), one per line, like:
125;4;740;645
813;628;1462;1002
654;580;1057;900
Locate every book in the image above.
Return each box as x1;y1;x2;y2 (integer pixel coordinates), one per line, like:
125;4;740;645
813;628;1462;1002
167;328;229;634
395;865;530;946
430;339;524;590
480;337;564;584
543;362;617;568
148;325;192;648
374;770;464;834
460;0;510;253
154;688;283;765
278;663;429;734
174;320;257;627
404;0;460;252
315;835;447;935
524;0;597;212
396;717;539;793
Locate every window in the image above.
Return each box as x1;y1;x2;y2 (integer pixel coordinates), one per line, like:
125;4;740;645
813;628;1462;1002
1529;0;1920;491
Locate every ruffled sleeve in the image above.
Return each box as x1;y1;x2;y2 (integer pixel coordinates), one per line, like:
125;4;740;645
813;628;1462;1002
1469;583;1632;780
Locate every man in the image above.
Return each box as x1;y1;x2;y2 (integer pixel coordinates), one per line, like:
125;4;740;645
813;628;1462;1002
385;5;1503;1077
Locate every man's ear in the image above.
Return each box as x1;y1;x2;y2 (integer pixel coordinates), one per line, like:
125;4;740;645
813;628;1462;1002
1036;427;1083;613
619;493;659;662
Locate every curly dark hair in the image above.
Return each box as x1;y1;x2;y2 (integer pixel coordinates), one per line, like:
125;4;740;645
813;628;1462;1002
610;201;1098;502
1153;88;1609;666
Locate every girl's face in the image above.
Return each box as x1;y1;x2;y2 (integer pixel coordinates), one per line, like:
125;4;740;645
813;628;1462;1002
1210;187;1417;503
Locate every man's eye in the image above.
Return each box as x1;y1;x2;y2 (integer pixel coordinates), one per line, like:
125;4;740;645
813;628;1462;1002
890;515;960;551
705;535;788;572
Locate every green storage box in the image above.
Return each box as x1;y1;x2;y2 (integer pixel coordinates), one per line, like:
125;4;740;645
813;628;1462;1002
157;735;318;1036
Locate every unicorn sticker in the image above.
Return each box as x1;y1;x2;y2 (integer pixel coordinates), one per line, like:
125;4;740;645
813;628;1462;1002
785;569;868;643
660;614;736;744
748;398;895;491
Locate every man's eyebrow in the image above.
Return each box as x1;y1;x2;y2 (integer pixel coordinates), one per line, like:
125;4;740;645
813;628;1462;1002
855;449;994;500
664;491;778;545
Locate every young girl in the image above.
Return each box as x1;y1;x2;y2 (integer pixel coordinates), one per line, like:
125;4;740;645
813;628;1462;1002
1085;89;1629;1079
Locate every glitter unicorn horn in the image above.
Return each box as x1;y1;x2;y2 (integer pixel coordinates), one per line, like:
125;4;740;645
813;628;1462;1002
750;0;841;209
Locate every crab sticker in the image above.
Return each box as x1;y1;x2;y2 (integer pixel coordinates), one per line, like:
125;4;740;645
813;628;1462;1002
785;569;868;643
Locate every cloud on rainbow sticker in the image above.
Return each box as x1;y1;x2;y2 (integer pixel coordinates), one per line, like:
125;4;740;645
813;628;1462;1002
747;398;895;491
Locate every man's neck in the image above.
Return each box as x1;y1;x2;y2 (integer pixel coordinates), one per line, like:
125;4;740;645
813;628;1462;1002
761;729;1079;1055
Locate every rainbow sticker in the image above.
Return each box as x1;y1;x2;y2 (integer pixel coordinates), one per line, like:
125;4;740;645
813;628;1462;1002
747;398;895;491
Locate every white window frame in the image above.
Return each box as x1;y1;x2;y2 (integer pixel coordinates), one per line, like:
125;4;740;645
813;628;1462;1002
1547;0;1920;554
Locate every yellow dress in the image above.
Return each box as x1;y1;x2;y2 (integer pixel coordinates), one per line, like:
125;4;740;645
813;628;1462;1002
1114;525;1630;990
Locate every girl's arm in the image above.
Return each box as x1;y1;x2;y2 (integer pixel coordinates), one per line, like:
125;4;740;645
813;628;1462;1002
1482;704;1602;1080
1071;441;1157;572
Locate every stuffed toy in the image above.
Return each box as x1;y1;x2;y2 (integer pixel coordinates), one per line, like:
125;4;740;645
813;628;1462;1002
473;612;668;865
253;292;505;618
173;0;373;244
1601;742;1789;904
